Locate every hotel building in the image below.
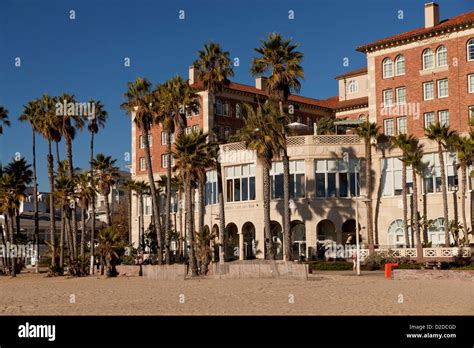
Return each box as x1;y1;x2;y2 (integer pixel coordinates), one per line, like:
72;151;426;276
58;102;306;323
130;3;474;260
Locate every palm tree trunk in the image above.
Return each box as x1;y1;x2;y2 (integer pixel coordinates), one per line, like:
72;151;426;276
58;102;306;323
0;224;7;273
10;214;16;277
402;161;409;247
164;127;172;264
66;213;74;260
198;175;205;237
438;144;450;247
460;164;469;246
263;162;274;260
412;171;421;247
142;128;163;264
4;216;11;272
89;131;96;274
32;128;40;273
80;207;86;256
66;138;77;258
185;173;198;275
55;141;61;169
365;139;375;252
216;161;226;264
127;191;132;243
47;140;57;267
178;186;183;258
104;191;112;227
139;193;144;249
59;210;65;269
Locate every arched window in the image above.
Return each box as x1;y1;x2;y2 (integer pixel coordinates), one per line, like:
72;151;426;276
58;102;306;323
348;80;358;94
422;49;434;70
436;45;447;67
467;38;474;61
395;55;405;75
428;218;446;246
382;58;394;78
359;114;366;121
387;219;409;247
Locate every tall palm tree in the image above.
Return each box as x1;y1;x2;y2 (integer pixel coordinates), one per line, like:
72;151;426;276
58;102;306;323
37;94;61;268
86;99;108;268
121;77;164;264
241;101;286;260
75;170;96;256
453;134;473;246
173;131;211;275
392;134;417;248
0;106;10;135
19;100;42;272
54;174;76;268
193;42;234;264
251;32;304;261
425;123;457;247
404;141;424;252
356;121;380;252
91;153;119;227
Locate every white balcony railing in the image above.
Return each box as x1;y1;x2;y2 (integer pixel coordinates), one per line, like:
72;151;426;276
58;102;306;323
357;247;471;260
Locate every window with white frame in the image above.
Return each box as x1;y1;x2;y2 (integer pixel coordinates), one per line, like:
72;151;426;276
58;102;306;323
428;217;446;246
161;132;175;145
270;160;305;199
139;134;152;149
436;45;448;67
424;112;435;128
235;103;242;118
467;38;474;61
205;170;220;205
315;159;360;198
437;79;448;98
382;58;394;78
396;87;406;105
144;195;152;216
139;157;146;171
222;102;229;116
383;89;393;107
215;99;222;115
395;55;405;76
193;124;200;133
185;127;191;135
387;219;409;247
423;81;434;100
397;117;407;134
469;106;474;122
422;49;434;70
381;157;413;196
348;80;358;94
422;152;457;193
384;118;394;136
225;163;256;202
161;154;175;168
468;74;474;93
438;110;449;126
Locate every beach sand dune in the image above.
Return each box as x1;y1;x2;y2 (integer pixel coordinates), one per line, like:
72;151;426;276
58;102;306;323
0;272;472;315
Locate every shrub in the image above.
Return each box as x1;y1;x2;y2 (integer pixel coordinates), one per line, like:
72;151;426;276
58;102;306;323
68;255;90;277
307;261;353;271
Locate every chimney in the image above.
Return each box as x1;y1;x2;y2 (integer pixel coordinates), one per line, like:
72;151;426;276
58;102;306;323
188;66;197;84
424;2;439;28
255;76;267;91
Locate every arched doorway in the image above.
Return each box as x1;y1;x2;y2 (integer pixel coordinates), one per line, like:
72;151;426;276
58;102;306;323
291;220;306;261
211;224;220;262
316;219;336;259
265;221;283;260
342;219;357;245
242;222;256;259
225;223;239;261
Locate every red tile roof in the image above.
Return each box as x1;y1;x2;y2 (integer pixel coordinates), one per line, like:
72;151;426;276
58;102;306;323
320;96;368;111
357;10;474;52
335;67;368;80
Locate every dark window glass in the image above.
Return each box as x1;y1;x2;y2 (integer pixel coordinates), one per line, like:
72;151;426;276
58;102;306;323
328;173;337;197
339;173;348;197
249;177;256;200
316;173;326;197
242;177;248;201
234;179;241;202
226;179;233;202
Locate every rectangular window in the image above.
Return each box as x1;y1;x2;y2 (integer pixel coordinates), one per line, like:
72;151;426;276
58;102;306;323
469;106;474;124
384;119;394;136
139;135;152;149
381;157;413;196
161;132;166;145
397;117;407;134
215;99;222;115
438;110;449;127
424;112;435;128
144;196;152;215
161;154;175;168
468;74;474;93
193;125;200;133
223;103;229;117
383;89;393;107
396;87;406;105
235;103;242;118
185;127;191;135
225;163;256;202
315;159;360;198
270;160;305;199
422;153;458;194
139;157;146;171
423;81;434;100
205;170;219;205
437;79;448;98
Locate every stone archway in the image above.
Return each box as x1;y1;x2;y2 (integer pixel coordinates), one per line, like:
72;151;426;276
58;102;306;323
242;222;256;259
225;223;239;261
211;224;220;262
265;221;283;260
316;219;337;259
291;220;306;260
342;219;357;245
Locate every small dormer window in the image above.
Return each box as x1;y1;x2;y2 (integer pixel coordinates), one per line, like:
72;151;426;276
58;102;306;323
348;80;358;94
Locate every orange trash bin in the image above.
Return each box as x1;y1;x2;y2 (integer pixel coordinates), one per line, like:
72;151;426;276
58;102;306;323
384;263;399;279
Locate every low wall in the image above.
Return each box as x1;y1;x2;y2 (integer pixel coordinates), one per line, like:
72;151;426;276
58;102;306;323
116;265;141;277
393;269;474;281
142;264;187;280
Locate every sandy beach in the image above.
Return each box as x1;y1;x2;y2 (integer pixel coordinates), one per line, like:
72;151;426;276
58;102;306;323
0;272;472;315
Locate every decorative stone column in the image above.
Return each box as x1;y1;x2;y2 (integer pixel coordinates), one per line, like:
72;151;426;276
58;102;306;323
239;232;244;261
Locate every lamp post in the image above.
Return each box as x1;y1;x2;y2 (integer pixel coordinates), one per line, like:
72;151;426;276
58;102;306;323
355;160;361;276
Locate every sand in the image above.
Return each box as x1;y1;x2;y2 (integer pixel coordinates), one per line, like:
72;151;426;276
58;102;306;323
0;271;472;315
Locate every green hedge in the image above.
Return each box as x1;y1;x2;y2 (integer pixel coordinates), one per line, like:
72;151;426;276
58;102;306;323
307;261;353;271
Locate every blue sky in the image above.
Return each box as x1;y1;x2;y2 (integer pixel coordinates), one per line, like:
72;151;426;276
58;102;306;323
1;0;472;191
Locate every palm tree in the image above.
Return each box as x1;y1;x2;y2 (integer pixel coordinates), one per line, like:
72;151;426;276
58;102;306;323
392;134;417;248
19;100;42;272
453;134;473;246
0;106;10;135
75;171;96;256
173;131;211;275
37;94;61;267
193;42;234;264
121;77;164;264
240;101;286;260
425;123;457;247
54;174;76;268
251;32;304;261
96;226;126;277
87;99;108;268
122;178;136;244
403;140;424;252
356;121;380;252
91;153;119;227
